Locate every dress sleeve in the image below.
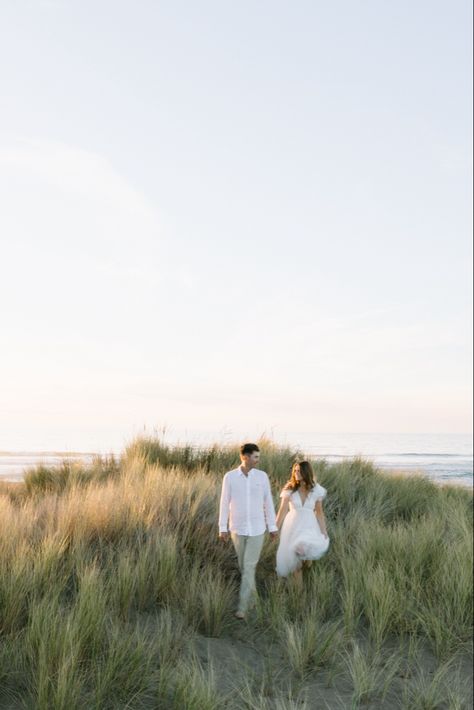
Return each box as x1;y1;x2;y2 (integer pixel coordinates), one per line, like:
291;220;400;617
315;484;327;501
280;488;292;499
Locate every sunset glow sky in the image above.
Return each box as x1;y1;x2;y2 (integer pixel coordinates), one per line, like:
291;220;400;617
0;1;472;451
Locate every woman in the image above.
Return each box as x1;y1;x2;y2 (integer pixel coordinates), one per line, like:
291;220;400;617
275;460;329;583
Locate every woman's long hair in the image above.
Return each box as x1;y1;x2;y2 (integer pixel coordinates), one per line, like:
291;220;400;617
284;460;316;491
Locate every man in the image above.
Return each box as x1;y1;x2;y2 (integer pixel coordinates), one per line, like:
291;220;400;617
218;442;278;620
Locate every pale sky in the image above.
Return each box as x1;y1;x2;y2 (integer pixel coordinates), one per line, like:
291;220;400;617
0;0;472;451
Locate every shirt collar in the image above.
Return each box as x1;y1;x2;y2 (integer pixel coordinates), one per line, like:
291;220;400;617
238;465;254;476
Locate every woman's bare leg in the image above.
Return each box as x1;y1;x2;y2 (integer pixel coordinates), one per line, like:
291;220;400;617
294;565;303;589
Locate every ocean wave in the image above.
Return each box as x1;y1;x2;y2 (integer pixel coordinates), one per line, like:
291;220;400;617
385;453;468;458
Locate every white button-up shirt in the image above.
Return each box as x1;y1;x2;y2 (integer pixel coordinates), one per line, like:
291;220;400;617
218;466;278;535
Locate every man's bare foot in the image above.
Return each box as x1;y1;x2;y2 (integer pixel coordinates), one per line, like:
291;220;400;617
234;611;246;620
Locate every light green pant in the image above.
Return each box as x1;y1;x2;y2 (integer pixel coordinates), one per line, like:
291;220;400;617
231;532;265;614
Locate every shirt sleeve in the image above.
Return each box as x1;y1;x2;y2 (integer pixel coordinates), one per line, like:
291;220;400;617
218;473;231;532
315;483;327;501
280;488;292;499
263;474;278;533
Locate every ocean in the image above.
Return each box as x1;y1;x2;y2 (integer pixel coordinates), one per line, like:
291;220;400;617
293;432;473;488
0;433;472;487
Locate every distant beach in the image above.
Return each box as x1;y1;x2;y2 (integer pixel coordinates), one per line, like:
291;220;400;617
295;432;473;488
0;452;98;483
0;433;472;487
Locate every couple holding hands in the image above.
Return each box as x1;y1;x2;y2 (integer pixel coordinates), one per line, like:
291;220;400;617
218;443;330;620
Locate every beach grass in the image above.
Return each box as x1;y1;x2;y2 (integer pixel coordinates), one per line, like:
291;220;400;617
0;436;472;708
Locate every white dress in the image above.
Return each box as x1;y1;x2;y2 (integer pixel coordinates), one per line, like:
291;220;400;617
276;483;330;577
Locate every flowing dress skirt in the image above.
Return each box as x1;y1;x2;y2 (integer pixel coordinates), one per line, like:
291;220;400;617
276;508;330;577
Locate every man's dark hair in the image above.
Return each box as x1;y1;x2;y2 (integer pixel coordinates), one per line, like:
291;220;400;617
240;443;260;456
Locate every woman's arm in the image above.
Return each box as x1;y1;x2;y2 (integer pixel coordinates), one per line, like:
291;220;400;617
275;497;290;529
315;500;328;537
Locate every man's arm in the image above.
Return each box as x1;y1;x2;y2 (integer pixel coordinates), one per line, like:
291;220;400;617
263;474;278;533
218;473;231;535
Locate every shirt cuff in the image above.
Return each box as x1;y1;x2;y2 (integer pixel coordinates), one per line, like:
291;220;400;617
219;527;229;533
268;525;278;533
